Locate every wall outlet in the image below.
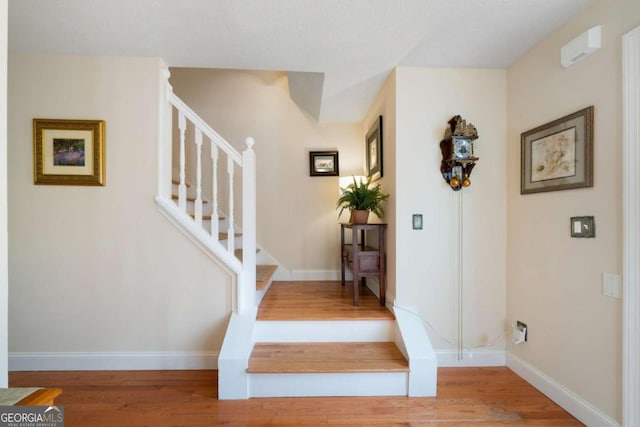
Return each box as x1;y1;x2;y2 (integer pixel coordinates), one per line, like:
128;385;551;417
513;321;527;344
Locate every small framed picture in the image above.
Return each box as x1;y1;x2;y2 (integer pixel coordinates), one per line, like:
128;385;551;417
33;118;106;186
309;151;339;176
366;115;383;181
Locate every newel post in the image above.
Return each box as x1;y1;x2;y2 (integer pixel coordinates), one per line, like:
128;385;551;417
157;68;173;200
239;137;257;313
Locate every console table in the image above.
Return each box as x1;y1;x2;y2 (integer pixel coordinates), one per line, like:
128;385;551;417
340;223;387;306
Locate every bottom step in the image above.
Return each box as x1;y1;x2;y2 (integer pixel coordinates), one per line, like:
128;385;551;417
247;342;409;398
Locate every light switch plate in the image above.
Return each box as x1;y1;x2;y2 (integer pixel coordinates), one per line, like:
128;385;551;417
412;214;423;230
571;216;595;238
602;272;622;299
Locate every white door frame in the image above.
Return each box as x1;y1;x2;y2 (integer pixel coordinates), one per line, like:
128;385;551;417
622;24;640;427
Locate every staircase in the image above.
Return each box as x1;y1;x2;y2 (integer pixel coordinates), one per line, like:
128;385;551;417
155;69;437;400
156;69;262;314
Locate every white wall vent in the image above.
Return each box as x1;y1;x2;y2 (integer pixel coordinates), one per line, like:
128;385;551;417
561;25;602;68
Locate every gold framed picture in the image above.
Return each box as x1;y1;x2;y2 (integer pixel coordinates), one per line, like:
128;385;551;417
33;118;105;186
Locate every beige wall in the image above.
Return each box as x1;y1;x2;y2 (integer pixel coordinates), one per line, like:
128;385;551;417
393;67;507;354
169;68;361;275
8;54;233;355
361;70;397;301
507;0;640;421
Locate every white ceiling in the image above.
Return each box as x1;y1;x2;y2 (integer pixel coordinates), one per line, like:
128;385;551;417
8;0;593;122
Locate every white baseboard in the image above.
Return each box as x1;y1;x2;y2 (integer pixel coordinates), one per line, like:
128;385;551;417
267;269;352;282
506;352;619;427
290;270;342;281
9;351;218;371
436;349;505;367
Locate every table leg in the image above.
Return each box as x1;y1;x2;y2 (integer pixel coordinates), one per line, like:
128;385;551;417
340;224;345;286
352;227;359;306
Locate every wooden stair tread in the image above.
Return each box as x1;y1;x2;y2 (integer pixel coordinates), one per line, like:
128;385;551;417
218;232;242;241
256;264;278;290
171;194;208;203
171;179;191;187
248;342;408;374
234;248;262;259
190;214;225;221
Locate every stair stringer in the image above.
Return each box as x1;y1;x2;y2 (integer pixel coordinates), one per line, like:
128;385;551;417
165;181;282;299
156;196;241;276
253;248;290;281
392;303;438;397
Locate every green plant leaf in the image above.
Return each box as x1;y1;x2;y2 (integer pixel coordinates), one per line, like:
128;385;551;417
336;176;389;218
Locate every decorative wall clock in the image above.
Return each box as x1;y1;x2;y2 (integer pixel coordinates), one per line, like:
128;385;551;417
439;115;479;191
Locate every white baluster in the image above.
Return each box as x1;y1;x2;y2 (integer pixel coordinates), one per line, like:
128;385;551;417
194;129;203;225
178;111;187;212
211;143;219;238
227;157;235;254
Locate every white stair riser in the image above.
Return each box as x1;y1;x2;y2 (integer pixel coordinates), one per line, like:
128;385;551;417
249;372;408;397
255;320;395;342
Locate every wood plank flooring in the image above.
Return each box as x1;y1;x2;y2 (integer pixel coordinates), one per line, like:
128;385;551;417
9;368;583;426
258;281;394;321
248;342;409;373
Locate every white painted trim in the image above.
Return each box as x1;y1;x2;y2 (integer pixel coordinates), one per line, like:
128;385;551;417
507;353;618;427
393;306;437;397
249;372;408;398
622;24;640;427
167;90;242;165
9;351;218;371
254;320;395;342
156;196;241;274
436;349;505;367
218;309;256;399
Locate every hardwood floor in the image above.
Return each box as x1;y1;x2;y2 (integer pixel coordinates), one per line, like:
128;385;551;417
258;281;394;320
8;282;582;425
9;368;583;426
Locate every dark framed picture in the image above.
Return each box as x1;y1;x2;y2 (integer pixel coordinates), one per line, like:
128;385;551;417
309;151;339;176
521;106;593;194
366;115;383;181
33;118;106;186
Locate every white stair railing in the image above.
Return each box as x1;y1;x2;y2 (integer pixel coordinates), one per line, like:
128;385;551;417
156;69;256;314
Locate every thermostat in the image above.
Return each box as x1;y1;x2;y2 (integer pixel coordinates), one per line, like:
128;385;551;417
571;216;595;238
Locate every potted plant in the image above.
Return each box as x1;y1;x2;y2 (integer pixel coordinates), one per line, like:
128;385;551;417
336;176;389;224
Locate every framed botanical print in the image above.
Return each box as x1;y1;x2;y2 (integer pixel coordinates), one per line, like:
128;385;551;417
366;115;383;181
521;107;593;194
